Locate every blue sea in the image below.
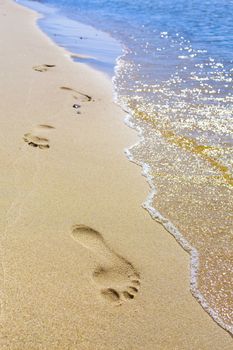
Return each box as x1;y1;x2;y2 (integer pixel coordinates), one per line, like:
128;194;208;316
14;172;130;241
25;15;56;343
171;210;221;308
18;0;233;334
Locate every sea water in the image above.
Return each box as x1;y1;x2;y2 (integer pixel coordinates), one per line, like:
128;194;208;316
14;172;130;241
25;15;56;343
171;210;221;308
17;0;233;334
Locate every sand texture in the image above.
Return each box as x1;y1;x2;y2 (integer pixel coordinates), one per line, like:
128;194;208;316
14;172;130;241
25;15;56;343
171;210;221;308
0;0;232;349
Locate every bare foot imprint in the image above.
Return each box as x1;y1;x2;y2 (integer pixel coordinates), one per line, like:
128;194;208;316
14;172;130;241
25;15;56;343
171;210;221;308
71;225;140;304
23;124;55;149
60;86;92;102
33;64;56;72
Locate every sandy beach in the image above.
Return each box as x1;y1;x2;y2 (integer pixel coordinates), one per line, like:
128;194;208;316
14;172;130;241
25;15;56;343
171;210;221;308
0;0;232;348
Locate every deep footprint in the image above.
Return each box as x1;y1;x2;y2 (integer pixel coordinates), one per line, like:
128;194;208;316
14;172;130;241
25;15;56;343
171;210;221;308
71;224;140;304
23;124;55;149
23;134;50;149
33;64;56;72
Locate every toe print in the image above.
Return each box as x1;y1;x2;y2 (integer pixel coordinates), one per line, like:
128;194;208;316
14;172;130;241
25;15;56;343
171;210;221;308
101;288;120;302
71;224;141;304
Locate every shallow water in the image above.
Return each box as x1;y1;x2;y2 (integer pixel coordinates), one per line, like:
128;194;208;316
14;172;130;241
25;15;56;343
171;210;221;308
18;0;233;334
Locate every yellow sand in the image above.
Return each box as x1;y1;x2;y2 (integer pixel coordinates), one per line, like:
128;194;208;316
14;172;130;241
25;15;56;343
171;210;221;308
0;0;232;349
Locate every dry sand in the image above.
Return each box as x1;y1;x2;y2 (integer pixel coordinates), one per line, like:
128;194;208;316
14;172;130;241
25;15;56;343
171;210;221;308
0;0;232;349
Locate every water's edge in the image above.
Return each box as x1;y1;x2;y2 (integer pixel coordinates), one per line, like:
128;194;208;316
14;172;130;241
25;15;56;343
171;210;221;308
113;56;233;335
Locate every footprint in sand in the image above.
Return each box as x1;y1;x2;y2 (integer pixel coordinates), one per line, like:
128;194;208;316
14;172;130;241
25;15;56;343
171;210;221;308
71;225;140;304
60;86;92;102
23;124;55;149
33;64;56;72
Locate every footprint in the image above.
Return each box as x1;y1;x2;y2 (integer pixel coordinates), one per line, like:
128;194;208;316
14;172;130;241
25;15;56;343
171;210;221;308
23;124;55;149
38;124;55;129
23;134;50;149
60;86;92;102
71;225;140;304
33;64;56;72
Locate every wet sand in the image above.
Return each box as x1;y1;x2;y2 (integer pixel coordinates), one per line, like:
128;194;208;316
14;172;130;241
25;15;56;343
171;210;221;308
0;0;232;348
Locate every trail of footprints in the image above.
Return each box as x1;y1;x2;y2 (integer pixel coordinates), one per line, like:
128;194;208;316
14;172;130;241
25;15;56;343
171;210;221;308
24;65;93;148
71;225;140;304
23;124;55;149
32;63;93;114
27;65;140;304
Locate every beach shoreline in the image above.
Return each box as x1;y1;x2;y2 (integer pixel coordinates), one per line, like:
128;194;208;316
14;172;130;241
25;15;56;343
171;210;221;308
0;0;232;348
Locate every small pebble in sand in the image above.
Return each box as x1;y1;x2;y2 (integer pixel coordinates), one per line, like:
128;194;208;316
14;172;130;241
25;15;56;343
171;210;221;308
73;104;81;109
